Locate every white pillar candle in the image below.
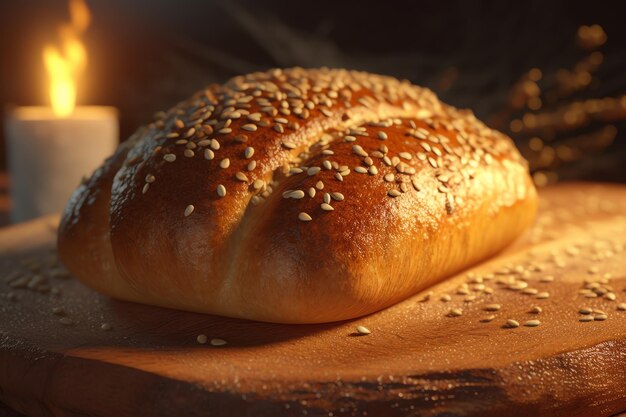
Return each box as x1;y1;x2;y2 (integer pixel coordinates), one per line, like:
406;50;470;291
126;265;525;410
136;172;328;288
5;106;118;223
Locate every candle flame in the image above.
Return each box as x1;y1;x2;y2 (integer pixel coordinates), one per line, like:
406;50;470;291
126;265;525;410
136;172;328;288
43;0;91;117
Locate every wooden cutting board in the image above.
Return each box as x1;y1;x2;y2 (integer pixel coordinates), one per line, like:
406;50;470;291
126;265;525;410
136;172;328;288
2;183;626;417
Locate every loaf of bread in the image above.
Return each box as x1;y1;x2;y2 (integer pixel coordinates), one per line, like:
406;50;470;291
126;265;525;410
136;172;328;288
57;68;537;323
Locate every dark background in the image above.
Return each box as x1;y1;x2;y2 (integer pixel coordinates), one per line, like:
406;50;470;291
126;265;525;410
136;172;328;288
1;0;625;184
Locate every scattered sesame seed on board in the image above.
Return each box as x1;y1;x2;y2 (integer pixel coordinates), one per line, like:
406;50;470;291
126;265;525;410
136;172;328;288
210;338;227;346
100;323;112;331
184;205;195;217
59;317;74;326
505;319;520;328
51;307;65;315
356;326;371;335
197;334;208;344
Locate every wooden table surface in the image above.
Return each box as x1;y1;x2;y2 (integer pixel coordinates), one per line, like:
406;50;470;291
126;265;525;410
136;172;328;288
2;183;626;417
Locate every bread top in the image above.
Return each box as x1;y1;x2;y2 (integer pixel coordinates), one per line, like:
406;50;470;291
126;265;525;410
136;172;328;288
60;67;536;322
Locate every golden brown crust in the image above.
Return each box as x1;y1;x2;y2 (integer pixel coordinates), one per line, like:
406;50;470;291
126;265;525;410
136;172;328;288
58;67;537;323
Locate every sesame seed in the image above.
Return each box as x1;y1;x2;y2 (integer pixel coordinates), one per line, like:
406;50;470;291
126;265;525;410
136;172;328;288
579;316;594;322
368;166;378;175
316;181;324;190
505;319;520;328
298;212;312;222
356;325;371;335
617;303;626;311
245;147;255;159
210;338;227;346
344;135;356;142
321;203;334;211
219;158;230;169
530;306;542;314
218;128;232;134
440;294;451;302
145;174;156;183
524;320;541;327
308;187;316;198
449;308;463;317
282;141;296;149
335;173;344;182
322;160;332;170
330;192;344;201
484;304;501;312
253;179;264;190
595;314;608;321
536;292;550;299
217;184;226;197
184;149;195;158
352;145;368;157
242;123;257;132
289;190;305;199
388;189;401;197
59;317;73;326
52;306;65;315
378;131;388;140
481;315;496;323
163;154;176;162
197;334;208;344
100;323;112;331
210;139;220;150
606;292;617;301
579;307;593;315
384;173;395;182
354;166;368;174
184;205;195;217
247;160;257;171
307;167;321;176
204;149;214;160
142;183;150;194
235;172;248;182
247;113;261;122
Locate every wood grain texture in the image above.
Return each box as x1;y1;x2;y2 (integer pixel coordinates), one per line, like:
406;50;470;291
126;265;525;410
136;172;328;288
1;183;626;417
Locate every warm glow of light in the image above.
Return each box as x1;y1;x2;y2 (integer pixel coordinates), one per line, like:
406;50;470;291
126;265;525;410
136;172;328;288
43;0;91;117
